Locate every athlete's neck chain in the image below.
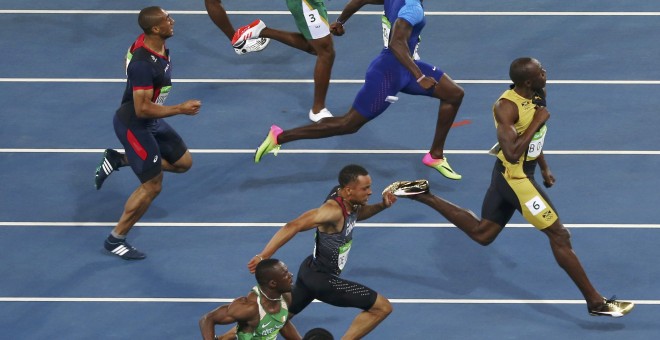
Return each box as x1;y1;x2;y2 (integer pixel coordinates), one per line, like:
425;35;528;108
258;287;282;301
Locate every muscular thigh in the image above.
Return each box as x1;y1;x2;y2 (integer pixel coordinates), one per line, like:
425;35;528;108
492;162;559;229
291;258;377;312
287;0;330;40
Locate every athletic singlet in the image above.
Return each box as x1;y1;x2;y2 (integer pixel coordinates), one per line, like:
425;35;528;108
236;286;289;340
311;186;358;276
117;34;172;124
493;89;548;179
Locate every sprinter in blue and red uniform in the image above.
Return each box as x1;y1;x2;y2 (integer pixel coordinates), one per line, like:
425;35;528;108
94;6;201;260
254;0;464;181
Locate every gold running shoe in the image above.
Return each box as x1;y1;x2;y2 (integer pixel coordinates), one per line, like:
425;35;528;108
588;296;635;317
382;179;429;197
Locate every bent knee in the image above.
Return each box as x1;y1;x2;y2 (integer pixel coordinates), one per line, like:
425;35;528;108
371;295;393;318
446;85;465;104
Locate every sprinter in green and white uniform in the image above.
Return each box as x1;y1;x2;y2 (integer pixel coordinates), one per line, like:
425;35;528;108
199;259;301;340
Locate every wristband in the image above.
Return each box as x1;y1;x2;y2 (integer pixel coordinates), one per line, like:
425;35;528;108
336;18;345;25
255;254;263;261
416;75;425;83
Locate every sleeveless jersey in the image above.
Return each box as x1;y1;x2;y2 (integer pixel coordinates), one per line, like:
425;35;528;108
493;89;548;178
236;286;289;340
311;186;358;276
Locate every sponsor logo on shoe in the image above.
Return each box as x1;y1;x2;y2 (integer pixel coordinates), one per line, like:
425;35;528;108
111;244;130;256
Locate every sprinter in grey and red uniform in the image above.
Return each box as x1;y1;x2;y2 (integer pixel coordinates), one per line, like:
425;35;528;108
247;165;397;339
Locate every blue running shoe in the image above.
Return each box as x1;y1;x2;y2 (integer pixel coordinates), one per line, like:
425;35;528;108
95;149;123;190
104;239;146;260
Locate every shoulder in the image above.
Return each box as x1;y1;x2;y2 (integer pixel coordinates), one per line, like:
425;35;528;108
227;293;259;320
494;98;518;119
398;1;424;25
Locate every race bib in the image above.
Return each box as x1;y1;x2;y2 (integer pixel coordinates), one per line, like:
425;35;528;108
337;240;353;270
525;195;547;216
155;85;171;105
527;124;547;159
381;15;391;48
304;8;329;39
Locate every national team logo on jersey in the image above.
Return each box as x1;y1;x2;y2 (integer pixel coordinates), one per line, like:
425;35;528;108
542;210;554;221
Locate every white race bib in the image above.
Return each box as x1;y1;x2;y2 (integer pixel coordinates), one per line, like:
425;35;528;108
155;85;171;105
527;124;547;159
525;195;547;216
337;240;352;270
304;7;329;39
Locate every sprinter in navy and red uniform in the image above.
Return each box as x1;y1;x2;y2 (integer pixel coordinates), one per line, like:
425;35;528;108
94;6;201;260
247;165;397;339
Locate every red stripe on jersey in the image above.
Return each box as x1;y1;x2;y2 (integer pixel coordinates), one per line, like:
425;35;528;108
126;129;147;160
133;85;153;91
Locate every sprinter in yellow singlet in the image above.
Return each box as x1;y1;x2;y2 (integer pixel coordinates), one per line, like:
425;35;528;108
385;57;635;318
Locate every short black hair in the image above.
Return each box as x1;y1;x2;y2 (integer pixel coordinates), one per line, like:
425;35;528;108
303;328;334;340
255;258;281;285
509;57;535;85
338;164;368;188
138;6;164;34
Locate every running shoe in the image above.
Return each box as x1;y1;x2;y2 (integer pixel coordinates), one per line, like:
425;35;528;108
95;149;123;190
254;125;283;163
422;153;462;180
104;239;146;260
588;296;635;317
382;180;429;197
308;108;333;123
232;19;267;48
234;37;270;55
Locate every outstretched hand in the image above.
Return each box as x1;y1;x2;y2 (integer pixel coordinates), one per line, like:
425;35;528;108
382;191;397;207
247;255;262;274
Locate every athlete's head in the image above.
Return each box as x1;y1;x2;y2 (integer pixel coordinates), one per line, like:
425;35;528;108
255;259;293;293
138;6;175;38
338;164;372;206
509;57;546;91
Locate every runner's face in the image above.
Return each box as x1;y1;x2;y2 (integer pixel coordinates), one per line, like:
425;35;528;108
155;10;175;38
529;60;547;91
347;175;373;206
274;262;294;292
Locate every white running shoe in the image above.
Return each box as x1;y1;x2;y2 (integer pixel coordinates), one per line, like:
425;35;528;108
234;37;270;55
309;108;333;123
